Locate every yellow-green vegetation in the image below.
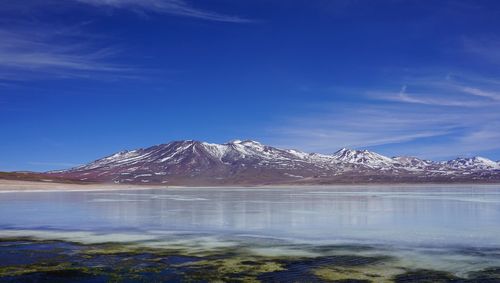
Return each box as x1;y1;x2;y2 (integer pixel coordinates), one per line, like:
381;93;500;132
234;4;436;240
2;237;500;282
81;243;141;255
185;256;284;281
0;262;71;277
313;264;405;283
0;262;103;278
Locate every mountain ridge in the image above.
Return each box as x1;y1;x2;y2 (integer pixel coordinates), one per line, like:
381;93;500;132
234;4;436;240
42;139;500;185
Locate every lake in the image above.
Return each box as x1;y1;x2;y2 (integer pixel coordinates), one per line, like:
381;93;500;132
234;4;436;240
1;185;500;282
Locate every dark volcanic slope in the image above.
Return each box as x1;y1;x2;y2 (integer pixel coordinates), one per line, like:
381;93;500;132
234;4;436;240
44;140;500;185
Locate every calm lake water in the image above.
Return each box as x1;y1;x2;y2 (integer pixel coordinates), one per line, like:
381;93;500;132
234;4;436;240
1;185;500;281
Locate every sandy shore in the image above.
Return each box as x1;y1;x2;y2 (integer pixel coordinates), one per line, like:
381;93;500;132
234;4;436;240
1;179;499;193
0;179;160;192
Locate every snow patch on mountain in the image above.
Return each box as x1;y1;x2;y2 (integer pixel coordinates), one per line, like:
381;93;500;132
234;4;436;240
332;148;396;168
392;156;433;170
444;157;500;170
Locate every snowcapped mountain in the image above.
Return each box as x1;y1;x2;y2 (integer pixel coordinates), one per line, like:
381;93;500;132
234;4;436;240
332;148;397;168
46;140;500;185
443;157;500;171
391;156;434;170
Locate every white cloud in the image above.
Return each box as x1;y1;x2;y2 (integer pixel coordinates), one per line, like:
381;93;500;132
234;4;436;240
460;86;500;101
375;90;483;107
268;73;500;159
75;0;253;23
367;74;500;107
394;124;500;160
0;25;130;81
269;104;458;152
0;0;251;82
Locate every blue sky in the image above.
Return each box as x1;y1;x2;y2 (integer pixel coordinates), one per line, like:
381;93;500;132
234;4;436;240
1;0;500;171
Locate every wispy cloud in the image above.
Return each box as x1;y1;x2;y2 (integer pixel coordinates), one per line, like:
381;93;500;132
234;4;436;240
368;74;500;107
268;73;500;159
395;122;500;160
0;24;131;82
270;104;457;153
458;122;500;152
0;0;251;82
75;0;254;23
459;86;500;101
372;88;483;107
462;36;500;64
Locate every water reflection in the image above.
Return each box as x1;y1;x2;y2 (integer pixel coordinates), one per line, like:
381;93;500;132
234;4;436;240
1;185;500;247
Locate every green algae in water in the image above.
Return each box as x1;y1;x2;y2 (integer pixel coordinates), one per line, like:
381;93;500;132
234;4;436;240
2;237;500;282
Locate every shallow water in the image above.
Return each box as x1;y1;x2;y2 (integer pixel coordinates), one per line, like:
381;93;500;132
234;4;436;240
1;185;500;281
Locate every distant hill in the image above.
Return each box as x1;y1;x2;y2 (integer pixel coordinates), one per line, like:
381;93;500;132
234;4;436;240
20;139;498;186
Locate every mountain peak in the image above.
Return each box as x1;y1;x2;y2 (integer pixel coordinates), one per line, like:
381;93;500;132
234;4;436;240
333;148;395;167
446;156;500;170
334;147;351;154
227;139;262;145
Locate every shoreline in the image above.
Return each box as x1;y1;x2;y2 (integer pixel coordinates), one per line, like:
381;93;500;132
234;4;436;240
1;179;499;193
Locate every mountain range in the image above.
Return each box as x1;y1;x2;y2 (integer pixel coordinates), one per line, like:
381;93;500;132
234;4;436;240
35;139;500;185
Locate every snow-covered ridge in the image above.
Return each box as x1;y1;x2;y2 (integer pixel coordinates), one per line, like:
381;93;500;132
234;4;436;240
332;148;397;168
443;157;500;170
391;156;433;170
60;139;500;177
